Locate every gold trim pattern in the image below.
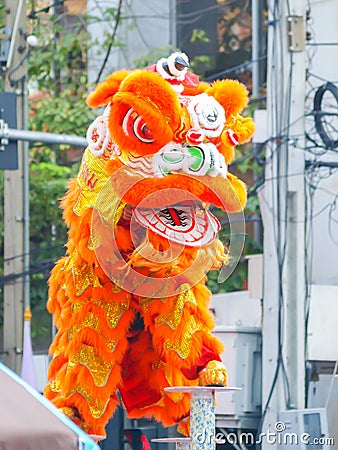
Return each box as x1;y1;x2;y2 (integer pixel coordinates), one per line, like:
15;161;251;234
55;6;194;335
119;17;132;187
50;379;62;393
72;384;110;419
69;312;99;338
163;316;206;360
68;309;119;352
155;289;197;330
68;344;113;387
72;263;102;296
63;249;102;296
93;298;130;329
74;148;108;216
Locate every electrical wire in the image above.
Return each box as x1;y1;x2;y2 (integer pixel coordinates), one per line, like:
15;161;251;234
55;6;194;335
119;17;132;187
204;56;267;82
0;260;55;286
1;241;66;265
27;0;66;19
95;0;124;84
256;0;293;443
176;0;243;26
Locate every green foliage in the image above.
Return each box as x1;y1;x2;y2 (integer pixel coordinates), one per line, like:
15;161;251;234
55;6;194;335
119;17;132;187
28;15;95;150
190;55;215;74
0;3;5;29
132;46;173;69
207;224;262;295
190;28;210;44
29;162;71;242
29;162;71;350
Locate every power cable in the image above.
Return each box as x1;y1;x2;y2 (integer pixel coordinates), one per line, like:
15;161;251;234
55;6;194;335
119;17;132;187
95;0;124;84
256;0;294;443
27;0;66;19
204;55;267;82
313;82;338;150
177;1;237;20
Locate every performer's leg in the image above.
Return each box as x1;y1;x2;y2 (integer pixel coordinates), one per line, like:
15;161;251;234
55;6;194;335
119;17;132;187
126;282;226;432
120;233;228;431
44;259;135;438
140;281;224;378
119;325;192;428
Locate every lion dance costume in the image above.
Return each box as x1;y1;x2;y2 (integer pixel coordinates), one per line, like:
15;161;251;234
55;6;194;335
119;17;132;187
44;52;254;440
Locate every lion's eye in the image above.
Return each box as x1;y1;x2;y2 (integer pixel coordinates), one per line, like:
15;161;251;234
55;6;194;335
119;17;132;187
122;108;155;143
187;93;226;138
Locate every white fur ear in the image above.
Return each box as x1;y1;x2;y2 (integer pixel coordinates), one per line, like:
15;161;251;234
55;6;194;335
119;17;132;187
167;52;189;79
156;58;171;79
86;106;112;157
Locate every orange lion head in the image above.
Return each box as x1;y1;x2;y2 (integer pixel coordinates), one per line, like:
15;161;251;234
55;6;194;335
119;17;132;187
84;54;254;217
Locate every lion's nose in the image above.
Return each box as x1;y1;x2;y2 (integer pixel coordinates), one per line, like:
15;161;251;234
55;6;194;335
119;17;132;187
173;109;207;145
186;127;205;145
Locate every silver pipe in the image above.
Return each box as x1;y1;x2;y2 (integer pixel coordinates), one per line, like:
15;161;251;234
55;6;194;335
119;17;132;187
22;79;30;310
251;0;263;245
0;127;87;147
6;0;25;70
252;0;261;97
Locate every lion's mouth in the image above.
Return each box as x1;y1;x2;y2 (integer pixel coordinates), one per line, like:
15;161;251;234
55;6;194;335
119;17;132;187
132;201;220;247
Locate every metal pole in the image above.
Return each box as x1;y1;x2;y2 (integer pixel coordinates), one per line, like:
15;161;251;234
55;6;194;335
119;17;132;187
169;0;177;50
0;126;87;147
5;0;25;70
261;1;306;446
251;0;263;245
22;79;29;311
3;0;27;373
252;0;261;98
282;7;306;413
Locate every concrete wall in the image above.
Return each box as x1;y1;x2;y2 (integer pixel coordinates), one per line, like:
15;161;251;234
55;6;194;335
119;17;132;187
87;0;174;83
306;0;338;285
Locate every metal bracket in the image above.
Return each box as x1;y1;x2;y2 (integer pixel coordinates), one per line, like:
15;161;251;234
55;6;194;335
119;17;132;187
287;16;305;52
0;119;9;151
0;27;12;66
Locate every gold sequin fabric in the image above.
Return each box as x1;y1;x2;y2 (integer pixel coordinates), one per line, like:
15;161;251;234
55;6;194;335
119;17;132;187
155;289;197;330
69;344;113;387
163;315;206;360
94;298;130;328
50;378;62;393
69;296;129;352
63;250;101;296
71;384;111;419
74;148;109;216
73;263;102;296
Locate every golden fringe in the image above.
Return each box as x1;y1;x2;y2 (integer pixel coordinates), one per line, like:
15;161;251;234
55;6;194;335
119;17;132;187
129;231;228;274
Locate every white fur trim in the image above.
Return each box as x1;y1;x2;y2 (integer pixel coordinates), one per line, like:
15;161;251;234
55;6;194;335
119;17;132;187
167;52;189;79
156;58;172;80
86;115;111;157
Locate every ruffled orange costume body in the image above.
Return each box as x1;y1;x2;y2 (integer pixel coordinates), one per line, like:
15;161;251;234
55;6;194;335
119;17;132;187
44;56;254;439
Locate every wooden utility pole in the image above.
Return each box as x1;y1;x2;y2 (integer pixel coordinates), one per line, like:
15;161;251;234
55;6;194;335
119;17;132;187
3;0;27;373
260;0;307;445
